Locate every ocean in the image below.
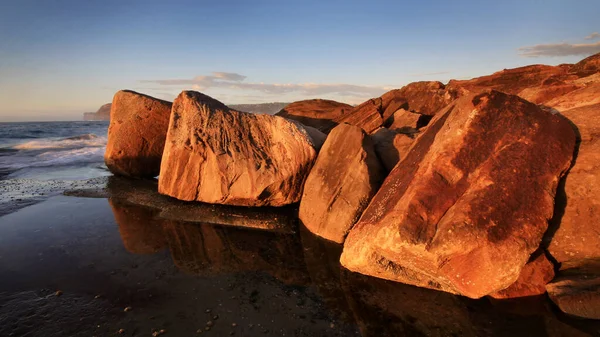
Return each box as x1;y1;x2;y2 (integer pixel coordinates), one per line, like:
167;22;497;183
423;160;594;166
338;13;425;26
0;121;110;180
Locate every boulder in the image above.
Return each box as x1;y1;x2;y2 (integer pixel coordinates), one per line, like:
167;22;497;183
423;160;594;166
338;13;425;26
384;108;423;132
337;81;455;133
381;81;455;119
299;123;385;243
275;99;352;133
546;259;600;320
336;98;384;133
340;90;576;299
370;128;415;172
489;250;555;299
547;102;600;262
158;91;320;207
104;90;172;178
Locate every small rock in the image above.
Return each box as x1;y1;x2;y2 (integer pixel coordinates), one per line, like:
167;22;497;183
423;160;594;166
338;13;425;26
204;327;211;331
212;315;219;320
123;306;132;312
205;309;212;313
231;323;237;327
55;290;63;297
196;329;203;334
118;328;125;334
206;321;214;327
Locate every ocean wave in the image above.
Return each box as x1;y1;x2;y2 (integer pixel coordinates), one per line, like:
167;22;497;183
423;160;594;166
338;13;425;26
13;133;106;150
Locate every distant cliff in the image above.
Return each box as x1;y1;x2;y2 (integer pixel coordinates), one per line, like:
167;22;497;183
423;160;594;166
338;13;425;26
229;102;289;115
83;103;111;121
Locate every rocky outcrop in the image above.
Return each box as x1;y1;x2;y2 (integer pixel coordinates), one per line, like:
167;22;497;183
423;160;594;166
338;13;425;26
275;99;352;133
104;90;172;178
299;123;384;243
547;102;600;263
340;90;576;299
83;103;112;121
489;251;555;299
158;91;321;207
384;108;426;133
546;259;600;320
336;98;384;133
370;128;415;173
336;81;455;133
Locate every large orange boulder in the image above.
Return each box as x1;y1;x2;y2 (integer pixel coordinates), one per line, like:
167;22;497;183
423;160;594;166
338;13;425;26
158;91;322;207
104;90;172;178
340;90;576;298
275;99;352;133
370;128;415;173
335;98;384;133
299;123;384;243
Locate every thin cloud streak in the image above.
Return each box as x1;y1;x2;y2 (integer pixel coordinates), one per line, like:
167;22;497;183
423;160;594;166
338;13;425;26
141;72;388;97
519;33;600;57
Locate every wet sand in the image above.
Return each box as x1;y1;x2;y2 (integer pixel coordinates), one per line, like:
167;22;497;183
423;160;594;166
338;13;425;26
0;178;599;336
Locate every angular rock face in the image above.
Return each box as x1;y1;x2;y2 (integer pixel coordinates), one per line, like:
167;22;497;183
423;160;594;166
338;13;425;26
370;128;415;173
340;90;576;299
158;91;319;207
384;108;423;132
275;99;352;133
336;98;384;134
381;81;456;119
489;251;555;299
299;123;384;243
548;102;600;263
546;260;600;320
104;90;172;178
337;81;455;133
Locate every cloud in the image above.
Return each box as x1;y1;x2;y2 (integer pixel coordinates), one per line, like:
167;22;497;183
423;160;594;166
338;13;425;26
141;72;387;98
519;34;600;57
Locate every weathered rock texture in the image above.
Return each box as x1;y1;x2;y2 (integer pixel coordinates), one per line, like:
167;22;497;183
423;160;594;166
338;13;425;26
275;99;352;133
340;90;576;299
104;90;173;178
547;102;600;262
384;108;425;132
299;123;384;243
489;251;555;299
370;128;415;173
546;259;600;320
158;91;320;207
336;81;455;133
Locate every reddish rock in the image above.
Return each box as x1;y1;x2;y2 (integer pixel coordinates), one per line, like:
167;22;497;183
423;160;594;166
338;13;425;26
337;81;455;133
548;101;600;262
104;90;173;178
381;81;456;119
336;98;384;133
489;251;555;299
370;128;415;172
158;91;320;207
340;90;576;299
569;52;600;77
275;99;352;133
517;84;582;105
384;108;423;132
447;64;568;96
543;83;600;112
546;259;600;320
299;123;385;243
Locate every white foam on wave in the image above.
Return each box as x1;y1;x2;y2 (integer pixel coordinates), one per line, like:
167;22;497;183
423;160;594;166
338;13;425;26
13;133;106;151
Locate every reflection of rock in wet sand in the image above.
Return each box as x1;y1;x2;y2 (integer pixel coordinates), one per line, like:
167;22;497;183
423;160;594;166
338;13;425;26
298;224;354;322
162;220;310;285
108;193;310;285
109;199;167;254
105;176;298;232
341;270;476;337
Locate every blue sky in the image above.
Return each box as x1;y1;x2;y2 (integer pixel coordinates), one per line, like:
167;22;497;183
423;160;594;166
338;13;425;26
0;0;599;121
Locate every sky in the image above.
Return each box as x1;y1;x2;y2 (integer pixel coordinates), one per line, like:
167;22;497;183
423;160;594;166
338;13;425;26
0;0;599;122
